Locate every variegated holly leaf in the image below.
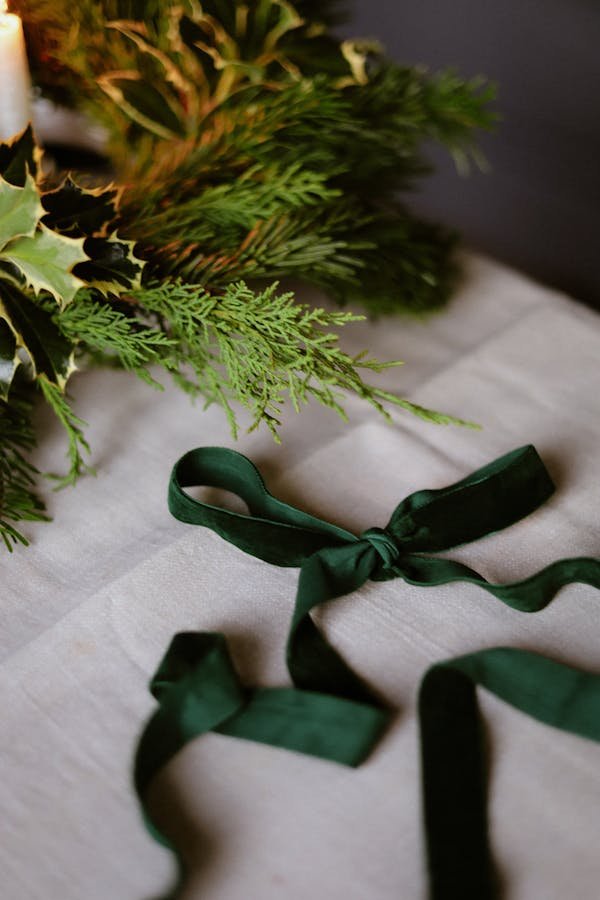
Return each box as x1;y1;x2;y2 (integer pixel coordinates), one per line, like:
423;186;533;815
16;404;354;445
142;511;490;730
0;174;43;251
0;172;88;307
1;225;88;308
74;235;145;294
0;126;41;188
41;177;122;238
0;280;75;397
1;162;143;307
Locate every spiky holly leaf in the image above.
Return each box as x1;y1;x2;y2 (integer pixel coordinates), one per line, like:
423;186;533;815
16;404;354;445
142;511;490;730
0;126;41;188
40;178;144;296
0;142;144;319
0;280;75;393
1;225;87;307
74;235;144;294
0;174;43;250
0;172;88;307
41;177;122;238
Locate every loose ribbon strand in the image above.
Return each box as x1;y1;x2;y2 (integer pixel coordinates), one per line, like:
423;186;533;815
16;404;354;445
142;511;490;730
134;444;600;897
419;648;600;900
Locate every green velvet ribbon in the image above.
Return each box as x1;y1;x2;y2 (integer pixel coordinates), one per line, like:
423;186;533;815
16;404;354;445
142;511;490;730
134;444;600;898
419;648;600;899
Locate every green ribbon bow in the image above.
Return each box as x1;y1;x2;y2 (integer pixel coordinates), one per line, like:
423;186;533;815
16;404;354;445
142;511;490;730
134;444;600;898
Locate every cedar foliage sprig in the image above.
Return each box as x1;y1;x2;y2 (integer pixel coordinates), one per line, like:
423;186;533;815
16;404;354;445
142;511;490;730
36;376;93;489
58;280;474;441
129;279;404;437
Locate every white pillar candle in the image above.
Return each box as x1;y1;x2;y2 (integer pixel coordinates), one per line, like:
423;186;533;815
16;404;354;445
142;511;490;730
0;1;31;142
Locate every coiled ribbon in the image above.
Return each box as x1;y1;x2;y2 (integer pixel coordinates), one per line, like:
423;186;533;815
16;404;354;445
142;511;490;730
134;445;600;898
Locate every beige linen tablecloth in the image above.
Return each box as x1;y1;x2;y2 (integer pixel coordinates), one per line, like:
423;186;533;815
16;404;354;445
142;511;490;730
2;253;599;900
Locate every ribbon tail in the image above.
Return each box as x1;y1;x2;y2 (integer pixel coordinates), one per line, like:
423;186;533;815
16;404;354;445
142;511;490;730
287;543;383;703
396;554;600;612
419;648;600;900
134;633;248;844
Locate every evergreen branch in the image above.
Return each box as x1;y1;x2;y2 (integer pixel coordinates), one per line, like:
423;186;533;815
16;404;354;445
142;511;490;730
370;391;479;429
57;291;174;384
0;384;49;551
422;70;497;171
159;208;366;287
37;376;93;488
119;79;352;216
132;278;424;438
117;66;493;310
129;163;341;247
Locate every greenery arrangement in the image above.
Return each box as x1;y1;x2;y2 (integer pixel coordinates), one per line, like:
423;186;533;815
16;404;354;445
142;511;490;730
1;0;494;550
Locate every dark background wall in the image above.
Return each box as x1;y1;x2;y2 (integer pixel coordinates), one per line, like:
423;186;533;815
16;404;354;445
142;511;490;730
340;1;600;307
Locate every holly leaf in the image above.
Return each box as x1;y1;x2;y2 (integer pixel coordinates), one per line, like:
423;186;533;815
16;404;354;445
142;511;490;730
0;174;43;251
0;126;41;187
0;281;75;392
74;235;145;294
1;225;88;307
41;177;121;238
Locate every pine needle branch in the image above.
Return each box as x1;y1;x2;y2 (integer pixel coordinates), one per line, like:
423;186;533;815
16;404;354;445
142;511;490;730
0;385;49;551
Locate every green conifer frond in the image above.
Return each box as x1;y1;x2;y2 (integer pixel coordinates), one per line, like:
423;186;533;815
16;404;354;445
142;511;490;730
58;292;173;384
127;279;461;438
37;376;93;488
0;384;49;550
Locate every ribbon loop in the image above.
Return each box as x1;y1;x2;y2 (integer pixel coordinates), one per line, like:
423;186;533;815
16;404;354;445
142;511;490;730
169;446;355;567
386;444;555;553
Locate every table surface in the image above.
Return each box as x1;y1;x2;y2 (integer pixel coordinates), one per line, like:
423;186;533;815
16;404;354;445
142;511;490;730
2;252;600;900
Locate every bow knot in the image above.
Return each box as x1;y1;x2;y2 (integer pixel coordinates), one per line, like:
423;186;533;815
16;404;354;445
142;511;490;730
360;526;401;573
138;441;600;900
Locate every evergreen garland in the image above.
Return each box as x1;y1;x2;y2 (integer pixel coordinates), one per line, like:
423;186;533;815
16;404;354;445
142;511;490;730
0;0;493;549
